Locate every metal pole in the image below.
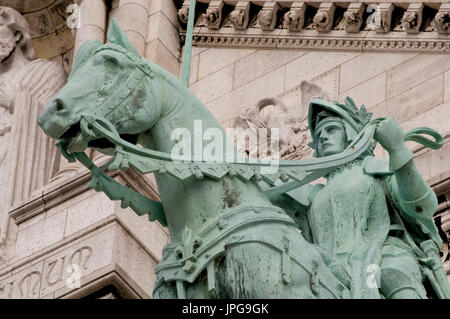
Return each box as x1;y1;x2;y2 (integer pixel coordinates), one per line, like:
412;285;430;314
180;0;197;87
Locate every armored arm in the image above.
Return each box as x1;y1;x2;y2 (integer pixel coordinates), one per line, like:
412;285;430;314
374;118;437;219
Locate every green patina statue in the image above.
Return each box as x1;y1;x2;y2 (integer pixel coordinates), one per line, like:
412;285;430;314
37;19;449;299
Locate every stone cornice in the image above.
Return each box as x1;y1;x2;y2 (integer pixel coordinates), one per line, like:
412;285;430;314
177;1;450;53
8;157;161;226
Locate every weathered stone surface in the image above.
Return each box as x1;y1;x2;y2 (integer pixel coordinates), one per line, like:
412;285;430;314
146;11;180;60
65;192;115;237
0;261;44;298
310;67;339;102
189;53;199;84
234;50;306;89
145;39;180;77
445;70;450;102
116;206;169;261
190;64;234;104
370;74;443;123
286;52;360;91
414;140;450;181
339;73;386;109
149;0;179;28
1;222;160;299
339;52;416;93
110;3;148;55
206;66;285;123
197;47;255;81
402;101;450;135
23;9;55;38
31;33;62;59
15;210;66;260
386;54;450;98
39;226;115;297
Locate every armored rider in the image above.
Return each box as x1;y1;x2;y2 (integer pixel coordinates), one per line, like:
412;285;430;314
281;97;450;299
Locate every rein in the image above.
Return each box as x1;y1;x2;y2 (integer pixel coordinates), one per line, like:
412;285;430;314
58;114;443;225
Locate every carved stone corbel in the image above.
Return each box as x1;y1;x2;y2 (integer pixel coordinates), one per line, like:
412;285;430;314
229;1;251;30
283;2;307;32
435;4;450;34
313;3;336;32
343;3;365;33
203;0;224;30
401;3;423;34
374;3;394;33
178;0;190;25
257;1;280;31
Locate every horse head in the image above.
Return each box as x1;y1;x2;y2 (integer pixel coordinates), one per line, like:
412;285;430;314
38;19;163;155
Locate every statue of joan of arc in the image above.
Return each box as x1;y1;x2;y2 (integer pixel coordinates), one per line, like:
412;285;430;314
273;97;450;299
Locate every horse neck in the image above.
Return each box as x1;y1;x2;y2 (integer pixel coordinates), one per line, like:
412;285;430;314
143;76;272;242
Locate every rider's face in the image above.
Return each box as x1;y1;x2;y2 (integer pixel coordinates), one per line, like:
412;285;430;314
316;121;347;157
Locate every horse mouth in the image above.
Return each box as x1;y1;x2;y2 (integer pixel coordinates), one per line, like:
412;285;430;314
59;122;81;140
59;121;136;153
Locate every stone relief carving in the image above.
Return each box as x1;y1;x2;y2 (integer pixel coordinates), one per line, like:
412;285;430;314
283;2;306;32
203;0;224;30
257;2;280;31
233;81;329;160
229;1;250;30
313;3;336;32
343;3;365;33
373;3;394;33
0;245;92;299
178;1;190;25
179;1;448;53
435;4;450;34
402;4;424;34
0;7;67;252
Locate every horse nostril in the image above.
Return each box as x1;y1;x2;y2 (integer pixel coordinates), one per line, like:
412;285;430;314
55;101;64;111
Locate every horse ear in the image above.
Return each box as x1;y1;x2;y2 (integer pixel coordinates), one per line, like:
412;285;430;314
107;18;140;57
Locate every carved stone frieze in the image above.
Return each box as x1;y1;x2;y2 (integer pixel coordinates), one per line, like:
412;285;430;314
402;3;423;34
182;32;450;54
232;81;329;160
203;0;224;30
374;3;394;33
435;4;450;34
178;0;190;25
257;1;280;31
313;3;335;32
283;2;307;32
229;1;250;30
343;3;365;33
178;1;449;53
